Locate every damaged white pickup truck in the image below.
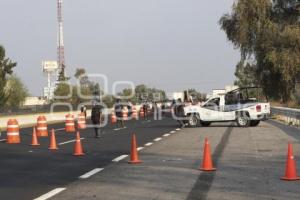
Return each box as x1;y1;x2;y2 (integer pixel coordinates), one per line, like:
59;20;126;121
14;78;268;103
183;87;270;127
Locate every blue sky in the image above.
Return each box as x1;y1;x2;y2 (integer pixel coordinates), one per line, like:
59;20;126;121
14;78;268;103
0;0;239;95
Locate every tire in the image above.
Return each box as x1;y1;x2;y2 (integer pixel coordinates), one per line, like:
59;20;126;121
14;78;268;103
250;120;260;127
187;114;199;127
200;121;211;127
236;112;250;127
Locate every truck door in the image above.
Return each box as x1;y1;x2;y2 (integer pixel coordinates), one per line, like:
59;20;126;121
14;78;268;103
201;98;222;121
223;93;238;121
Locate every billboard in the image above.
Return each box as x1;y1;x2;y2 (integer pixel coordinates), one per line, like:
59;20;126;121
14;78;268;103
42;61;58;72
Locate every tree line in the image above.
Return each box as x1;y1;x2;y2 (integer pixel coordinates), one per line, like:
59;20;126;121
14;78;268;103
54;68;206;107
54;68;169;108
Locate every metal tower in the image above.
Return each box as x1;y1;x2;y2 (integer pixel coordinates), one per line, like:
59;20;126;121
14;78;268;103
57;0;65;78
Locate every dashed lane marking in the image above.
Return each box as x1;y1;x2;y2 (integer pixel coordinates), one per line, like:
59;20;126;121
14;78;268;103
112;155;128;162
54;128;65;131
34;188;66;200
141;120;151;124
163;134;170;137
154;137;162;142
137;147;144;151
58;138;85;145
145;142;153;146
175;128;181;131
170;131;176;134
113;127;127;131
79;168;104;179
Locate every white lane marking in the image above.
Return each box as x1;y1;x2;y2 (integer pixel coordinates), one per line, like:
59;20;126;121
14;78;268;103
154;137;162;142
175;128;181;131
0;139;6;142
163;134;170;137
34;188;66;200
112;155;128;162
58;138;85;145
7;132;19;136
55;128;65;131
114;127;127;131
7;125;19;128
79;168;104;179
170;131;176;134
145;142;153;146
137;147;144;151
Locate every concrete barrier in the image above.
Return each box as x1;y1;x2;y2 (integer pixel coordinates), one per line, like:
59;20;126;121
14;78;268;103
0;105;143;130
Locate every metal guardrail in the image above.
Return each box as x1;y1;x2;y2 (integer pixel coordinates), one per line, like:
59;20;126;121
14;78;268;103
271;106;300;126
271;106;300;119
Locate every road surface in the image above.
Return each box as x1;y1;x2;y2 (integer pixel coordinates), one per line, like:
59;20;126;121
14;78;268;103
0;116;299;200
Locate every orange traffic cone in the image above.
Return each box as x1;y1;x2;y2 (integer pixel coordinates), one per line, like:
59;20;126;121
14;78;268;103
128;134;142;164
49;129;58;150
199;138;216;171
111;113;117;124
30;127;40;146
281;143;300;181
73;131;85;156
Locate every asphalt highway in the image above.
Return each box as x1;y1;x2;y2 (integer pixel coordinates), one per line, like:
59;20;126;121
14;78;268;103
1;116;300;200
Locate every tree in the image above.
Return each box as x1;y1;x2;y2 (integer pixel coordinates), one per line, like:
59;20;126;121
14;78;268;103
187;89;206;101
102;95;115;108
5;75;29;108
234;62;258;87
219;0;300;103
74;68;86;79
0;45;17;108
53;82;72;102
135;84;148;101
74;68;91;87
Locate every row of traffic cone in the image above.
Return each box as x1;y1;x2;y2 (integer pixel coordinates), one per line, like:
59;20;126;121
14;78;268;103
31;127;300;181
30;127;84;156
198;137;300;181
115;134;300;182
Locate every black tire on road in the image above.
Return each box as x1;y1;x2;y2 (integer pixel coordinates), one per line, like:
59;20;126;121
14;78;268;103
236;112;250;127
187;114;199;127
200;121;211;127
250;120;260;127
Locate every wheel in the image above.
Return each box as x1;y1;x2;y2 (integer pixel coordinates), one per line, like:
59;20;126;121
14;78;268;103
250;120;260;127
236;112;250;127
200;121;211;127
187;114;199;127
